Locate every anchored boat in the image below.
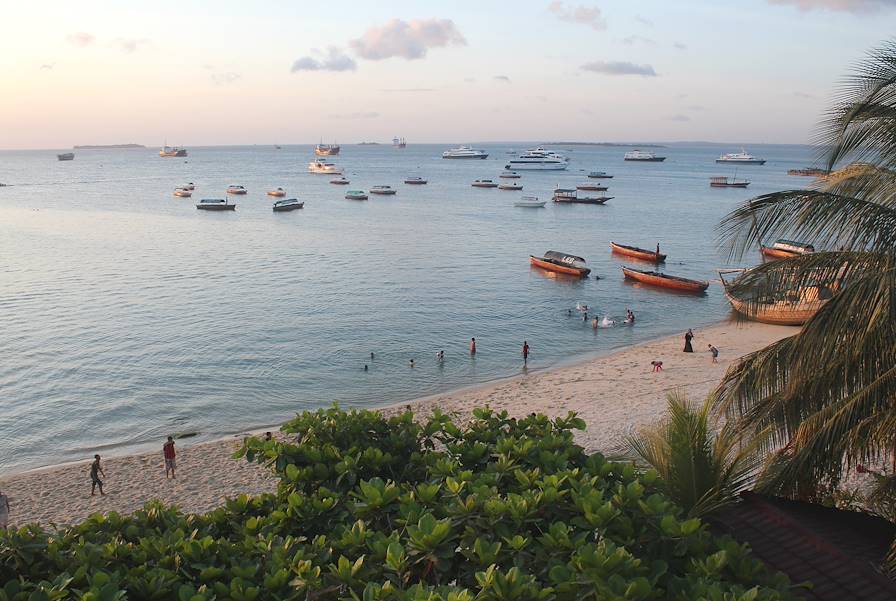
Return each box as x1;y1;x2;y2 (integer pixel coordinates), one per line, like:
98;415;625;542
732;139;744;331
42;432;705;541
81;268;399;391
472;179;498;188
719;268;831;325
267;187;286;197
610;242;666;262
622;266;708;293
576;183;608;191
530;251;591;277
369;185;396;195
404;177;427;185
759;239;815;260
553;188;611;204
345;190;368;200
273;198;304;212
173;187;192;197
515;196;545;208
196;198;235;211
709;176;750;188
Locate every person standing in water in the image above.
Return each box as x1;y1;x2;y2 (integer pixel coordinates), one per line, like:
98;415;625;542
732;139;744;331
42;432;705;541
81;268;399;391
683;329;694;353
522;341;529;364
470;338;476;355
163;436;176;479
90;454;105;496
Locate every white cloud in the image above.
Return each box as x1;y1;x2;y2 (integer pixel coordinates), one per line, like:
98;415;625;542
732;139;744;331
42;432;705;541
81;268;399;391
291;47;357;72
494;75;511;82
66;32;95;47
673;41;688;50
668;114;691;122
349;18;466;60
581;61;657;76
548;1;607;30
328;112;380;119
40;63;55;70
769;0;895;12
113;38;150;53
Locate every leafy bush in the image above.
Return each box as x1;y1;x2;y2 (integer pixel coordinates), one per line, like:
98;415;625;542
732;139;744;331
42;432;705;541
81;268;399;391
0;406;799;600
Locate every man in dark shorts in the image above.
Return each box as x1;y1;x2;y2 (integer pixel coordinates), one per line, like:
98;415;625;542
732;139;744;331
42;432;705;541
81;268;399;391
163;436;176;479
90;454;105;496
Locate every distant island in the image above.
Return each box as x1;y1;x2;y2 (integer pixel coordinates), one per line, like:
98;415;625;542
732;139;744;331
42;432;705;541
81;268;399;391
357;142;381;145
541;142;667;148
73;143;145;149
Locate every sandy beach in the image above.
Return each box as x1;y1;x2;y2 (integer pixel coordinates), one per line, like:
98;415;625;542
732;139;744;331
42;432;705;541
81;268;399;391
0;320;797;528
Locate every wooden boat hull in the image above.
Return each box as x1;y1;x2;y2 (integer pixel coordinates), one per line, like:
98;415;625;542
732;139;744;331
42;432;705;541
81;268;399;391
576;184;608;191
370;190;396;195
723;293;821;325
587;174;613;179
196;204;235;211
610;242;666;262
622;267;708;293
625;157;665;162
472;183;498;188
330;179;350;185
345;195;368;200
173;191;192;197
710;182;750;188
404;180;427;185
554;196;610;204
498;185;523;190
760;246;801;260
267;191;286;197
227;190;247;195
530;256;590;277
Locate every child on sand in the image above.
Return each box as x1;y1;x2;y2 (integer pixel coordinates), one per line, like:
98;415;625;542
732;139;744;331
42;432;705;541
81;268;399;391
651;360;663;372
708;344;719;363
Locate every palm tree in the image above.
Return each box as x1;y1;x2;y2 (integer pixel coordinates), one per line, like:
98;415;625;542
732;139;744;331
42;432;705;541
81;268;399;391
714;40;896;506
624;392;763;517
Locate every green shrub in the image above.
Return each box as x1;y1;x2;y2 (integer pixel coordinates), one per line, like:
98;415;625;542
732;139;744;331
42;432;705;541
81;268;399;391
0;406;799;600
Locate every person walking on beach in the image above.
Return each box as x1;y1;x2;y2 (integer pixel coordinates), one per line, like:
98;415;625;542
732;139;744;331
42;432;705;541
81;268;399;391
90;454;105;496
708;344;719;363
470;337;476;355
163;436;177;479
683;329;694;353
0;488;10;529
522;341;529;364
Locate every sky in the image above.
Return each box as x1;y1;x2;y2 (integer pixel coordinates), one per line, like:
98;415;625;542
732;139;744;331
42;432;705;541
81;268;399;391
1;0;895;149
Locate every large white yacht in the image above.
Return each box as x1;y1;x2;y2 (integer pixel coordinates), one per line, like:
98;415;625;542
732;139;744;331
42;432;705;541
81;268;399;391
623;150;666;162
442;146;488;159
504;147;568;170
308;158;343;174
716;149;766;165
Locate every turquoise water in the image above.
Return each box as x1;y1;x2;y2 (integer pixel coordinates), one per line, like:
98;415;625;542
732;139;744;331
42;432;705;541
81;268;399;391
0;142;813;472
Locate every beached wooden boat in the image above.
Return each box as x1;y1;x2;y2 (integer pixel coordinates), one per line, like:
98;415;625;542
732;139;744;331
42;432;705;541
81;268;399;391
759;239;815;260
530;251;591;277
622;266;708;293
552;188;611;204
610;242;666;262
718;268;829;325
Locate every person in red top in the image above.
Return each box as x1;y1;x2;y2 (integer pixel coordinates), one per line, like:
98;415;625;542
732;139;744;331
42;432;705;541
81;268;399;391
522;341;530;364
163;436;176;479
470;337;476;355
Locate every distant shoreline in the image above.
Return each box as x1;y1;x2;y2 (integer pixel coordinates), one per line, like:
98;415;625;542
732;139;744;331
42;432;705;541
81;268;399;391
542;142;667;148
73;144;145;149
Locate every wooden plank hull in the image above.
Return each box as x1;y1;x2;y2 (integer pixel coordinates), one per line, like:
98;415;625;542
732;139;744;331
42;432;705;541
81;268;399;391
723;293;821;325
610;242;666;262
530;256;590;277
760;246;800;260
622;267;708;292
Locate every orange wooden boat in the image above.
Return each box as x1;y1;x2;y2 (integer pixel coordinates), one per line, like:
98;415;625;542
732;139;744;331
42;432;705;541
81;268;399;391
530;251;591;277
610;242;666;262
759;239;815;260
622;266;708;293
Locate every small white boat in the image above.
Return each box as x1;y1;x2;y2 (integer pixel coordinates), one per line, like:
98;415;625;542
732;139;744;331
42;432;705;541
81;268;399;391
472;179;498;188
370;185;397;195
498;182;523;190
273;198;304;212
308;159;343;174
173;188;192;197
404;177;427;185
183;183;195;190
267;187;286;197
587;171;612;179
196;198;235;211
330;177;350;185
227;185;247;194
345;190;368;200
57;152;74;161
515;196;545;208
499;171;521;179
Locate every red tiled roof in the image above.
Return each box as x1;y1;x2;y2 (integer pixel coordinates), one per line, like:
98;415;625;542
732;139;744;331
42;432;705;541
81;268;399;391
712;491;896;601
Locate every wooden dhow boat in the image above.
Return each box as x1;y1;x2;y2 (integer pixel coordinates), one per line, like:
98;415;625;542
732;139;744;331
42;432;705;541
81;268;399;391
552;188;611;204
709;176;750;188
759;239;815;260
610;242;666;262
530;251;591;277
718;268;831;325
622;266;709;293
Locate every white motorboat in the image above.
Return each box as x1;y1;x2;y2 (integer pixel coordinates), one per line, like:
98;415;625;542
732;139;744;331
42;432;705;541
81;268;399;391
498;182;523;190
369;185;397;195
504;147;568;171
196;198;235;211
515;195;546;208
472;179;498;188
624;150;666;161
330;177;350;185
183;183;195;190
587;171;612;178
345;190;368;200
404;177;427;185
173;187;192;197
442;146;488;159
226;185;247;194
716;149;766;165
267;187;286;197
273;198;304;212
308;159;343;174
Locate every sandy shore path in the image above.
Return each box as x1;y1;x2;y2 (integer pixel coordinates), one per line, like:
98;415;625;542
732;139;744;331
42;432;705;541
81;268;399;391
0;320;796;527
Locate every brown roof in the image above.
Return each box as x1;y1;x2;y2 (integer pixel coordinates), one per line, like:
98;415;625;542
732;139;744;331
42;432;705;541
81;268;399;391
712;491;896;601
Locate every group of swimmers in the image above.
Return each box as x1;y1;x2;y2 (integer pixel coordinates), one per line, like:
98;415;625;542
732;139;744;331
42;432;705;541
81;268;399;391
568;305;636;329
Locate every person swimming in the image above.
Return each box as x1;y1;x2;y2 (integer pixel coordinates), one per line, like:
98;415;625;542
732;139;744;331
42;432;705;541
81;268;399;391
409;359;415;368
600;316;615;327
591;317;599;329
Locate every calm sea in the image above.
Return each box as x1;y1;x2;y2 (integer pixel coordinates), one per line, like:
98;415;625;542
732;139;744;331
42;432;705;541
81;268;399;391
0;142;813;472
